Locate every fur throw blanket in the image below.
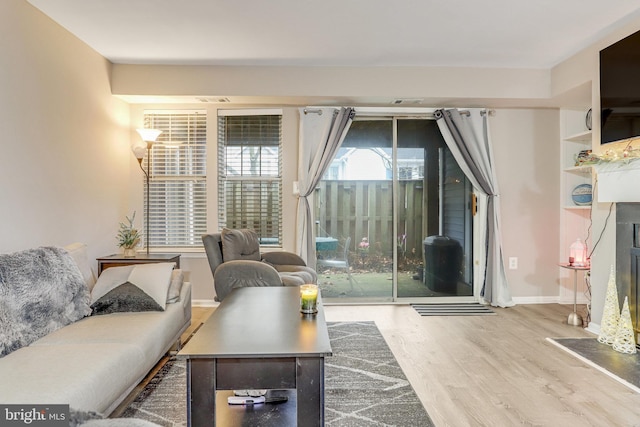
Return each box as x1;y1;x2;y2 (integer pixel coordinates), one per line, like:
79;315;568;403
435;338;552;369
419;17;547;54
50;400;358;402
0;246;91;357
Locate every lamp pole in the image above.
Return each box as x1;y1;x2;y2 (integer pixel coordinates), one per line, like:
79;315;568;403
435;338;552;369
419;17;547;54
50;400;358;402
145;142;151;255
134;128;162;256
135;150;150;255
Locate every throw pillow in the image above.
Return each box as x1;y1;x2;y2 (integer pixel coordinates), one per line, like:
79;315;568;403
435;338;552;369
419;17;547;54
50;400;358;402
91;282;164;315
91;265;136;304
166;269;184;303
127;263;175;310
221;228;261;262
91;263;174;310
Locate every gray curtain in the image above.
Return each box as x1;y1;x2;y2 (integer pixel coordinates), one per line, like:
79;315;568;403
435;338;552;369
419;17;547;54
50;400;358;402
296;107;355;268
435;108;514;307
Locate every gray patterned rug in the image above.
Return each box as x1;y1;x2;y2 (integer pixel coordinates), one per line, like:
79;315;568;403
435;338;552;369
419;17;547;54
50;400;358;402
121;321;433;426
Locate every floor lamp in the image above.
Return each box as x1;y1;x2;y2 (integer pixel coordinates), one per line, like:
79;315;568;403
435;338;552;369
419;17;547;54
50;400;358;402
132;128;163;255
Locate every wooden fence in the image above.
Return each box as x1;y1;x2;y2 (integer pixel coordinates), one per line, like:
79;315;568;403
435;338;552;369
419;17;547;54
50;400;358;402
314;180;425;258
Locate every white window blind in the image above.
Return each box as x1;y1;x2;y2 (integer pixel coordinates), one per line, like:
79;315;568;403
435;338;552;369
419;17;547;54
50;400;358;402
143;110;207;248
218;111;282;246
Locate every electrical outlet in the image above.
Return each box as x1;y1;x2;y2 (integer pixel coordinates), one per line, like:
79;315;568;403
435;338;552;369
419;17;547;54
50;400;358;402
509;257;518;270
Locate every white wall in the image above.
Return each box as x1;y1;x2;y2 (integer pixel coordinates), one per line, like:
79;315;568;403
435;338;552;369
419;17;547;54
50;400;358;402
112;65;552;107
0;0;130;267
490;109;561;301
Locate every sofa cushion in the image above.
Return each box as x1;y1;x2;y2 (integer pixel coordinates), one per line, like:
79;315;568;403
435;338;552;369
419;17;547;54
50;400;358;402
69;410;162;426
166;269;184;303
91;282;164;315
33;283;192;368
221;228;261;262
82;419;162;427
0;246;91;357
0;342;146;413
91;263;175;310
64;242;97;291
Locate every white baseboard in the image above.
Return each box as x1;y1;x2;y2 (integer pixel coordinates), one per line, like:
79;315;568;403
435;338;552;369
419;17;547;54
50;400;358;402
512;296;560;304
586;322;601;335
194;296;591;308
512;296;590;305
192;299;218;307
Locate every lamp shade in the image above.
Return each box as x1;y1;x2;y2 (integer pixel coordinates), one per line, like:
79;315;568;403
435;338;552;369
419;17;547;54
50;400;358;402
136;128;162;142
131;139;147;160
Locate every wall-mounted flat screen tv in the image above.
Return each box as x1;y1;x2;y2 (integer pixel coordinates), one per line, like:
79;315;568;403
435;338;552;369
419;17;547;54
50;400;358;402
600;29;640;144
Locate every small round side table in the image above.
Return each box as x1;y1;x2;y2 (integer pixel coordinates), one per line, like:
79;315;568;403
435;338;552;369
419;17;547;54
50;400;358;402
559;263;590;326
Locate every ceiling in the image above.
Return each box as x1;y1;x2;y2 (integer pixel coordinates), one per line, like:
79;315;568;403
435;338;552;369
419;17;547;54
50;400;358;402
26;0;640;106
27;0;640;68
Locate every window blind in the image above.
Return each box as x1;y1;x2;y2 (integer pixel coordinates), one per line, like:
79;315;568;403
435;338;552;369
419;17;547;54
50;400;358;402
143;111;207;248
217;112;282;246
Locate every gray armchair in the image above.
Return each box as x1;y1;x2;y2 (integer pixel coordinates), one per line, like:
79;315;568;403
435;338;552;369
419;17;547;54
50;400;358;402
202;228;317;301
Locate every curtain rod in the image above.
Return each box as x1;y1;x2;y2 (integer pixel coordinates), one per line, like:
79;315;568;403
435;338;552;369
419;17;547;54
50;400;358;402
460;109;496;117
448;109;496;117
303;107;495;117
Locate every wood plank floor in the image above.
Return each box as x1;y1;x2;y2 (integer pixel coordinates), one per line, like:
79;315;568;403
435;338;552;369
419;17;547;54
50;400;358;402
190;303;640;426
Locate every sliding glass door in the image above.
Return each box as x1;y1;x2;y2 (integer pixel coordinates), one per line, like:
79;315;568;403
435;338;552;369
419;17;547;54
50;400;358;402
315;115;474;302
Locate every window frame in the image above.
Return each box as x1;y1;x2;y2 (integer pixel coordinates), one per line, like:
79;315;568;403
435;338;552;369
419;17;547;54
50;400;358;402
141;109;207;250
217;109;283;247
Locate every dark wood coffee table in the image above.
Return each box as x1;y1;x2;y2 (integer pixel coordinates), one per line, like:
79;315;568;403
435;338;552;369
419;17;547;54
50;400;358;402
177;286;332;426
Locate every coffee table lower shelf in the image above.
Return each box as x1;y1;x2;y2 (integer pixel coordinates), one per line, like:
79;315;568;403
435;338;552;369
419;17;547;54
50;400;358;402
215;390;296;426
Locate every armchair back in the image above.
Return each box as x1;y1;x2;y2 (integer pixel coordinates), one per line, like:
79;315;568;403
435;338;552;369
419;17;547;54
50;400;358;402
202;233;224;275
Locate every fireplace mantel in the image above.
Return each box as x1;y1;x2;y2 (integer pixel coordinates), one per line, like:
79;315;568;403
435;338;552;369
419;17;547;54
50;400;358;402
596;160;640;203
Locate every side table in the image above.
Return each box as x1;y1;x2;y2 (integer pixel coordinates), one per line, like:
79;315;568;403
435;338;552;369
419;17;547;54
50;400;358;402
97;253;181;276
559;263;590;326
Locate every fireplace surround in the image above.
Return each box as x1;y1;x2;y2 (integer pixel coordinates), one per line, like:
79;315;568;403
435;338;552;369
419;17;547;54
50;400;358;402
616;203;640;345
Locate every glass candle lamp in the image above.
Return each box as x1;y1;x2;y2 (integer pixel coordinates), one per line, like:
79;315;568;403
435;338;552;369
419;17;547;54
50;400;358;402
300;284;319;314
569;238;588;267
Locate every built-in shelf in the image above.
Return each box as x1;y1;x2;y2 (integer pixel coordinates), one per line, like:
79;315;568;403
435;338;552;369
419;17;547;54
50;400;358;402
564;165;593;173
560;108;593;305
565;130;592;143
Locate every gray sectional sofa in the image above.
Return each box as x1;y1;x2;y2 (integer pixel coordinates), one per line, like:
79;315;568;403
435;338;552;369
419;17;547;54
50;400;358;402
0;243;191;417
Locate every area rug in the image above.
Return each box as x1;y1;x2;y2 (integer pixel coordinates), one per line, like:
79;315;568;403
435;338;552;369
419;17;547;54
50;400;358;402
547;337;640;393
412;302;495;316
120;321;433;426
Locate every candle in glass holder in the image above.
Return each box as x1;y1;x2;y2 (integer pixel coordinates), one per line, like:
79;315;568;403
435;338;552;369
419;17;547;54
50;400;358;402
300;284;319;314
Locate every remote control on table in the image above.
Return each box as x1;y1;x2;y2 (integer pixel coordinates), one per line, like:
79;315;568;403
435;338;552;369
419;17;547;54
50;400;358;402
227;396;266;405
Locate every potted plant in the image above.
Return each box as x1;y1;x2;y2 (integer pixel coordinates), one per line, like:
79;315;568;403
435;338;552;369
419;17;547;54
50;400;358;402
117;212;142;257
358;237;369;266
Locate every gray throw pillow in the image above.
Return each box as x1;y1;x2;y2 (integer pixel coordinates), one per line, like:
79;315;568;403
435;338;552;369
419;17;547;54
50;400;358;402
90;282;164;315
